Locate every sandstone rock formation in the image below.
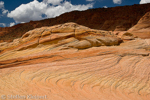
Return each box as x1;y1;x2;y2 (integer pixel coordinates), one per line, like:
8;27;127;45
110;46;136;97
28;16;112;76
113;31;136;42
1;3;150;43
128;11;150;39
0;23;121;54
114;25;127;31
0;23;150;100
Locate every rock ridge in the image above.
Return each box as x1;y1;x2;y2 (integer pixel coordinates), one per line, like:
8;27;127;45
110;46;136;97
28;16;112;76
1;3;150;42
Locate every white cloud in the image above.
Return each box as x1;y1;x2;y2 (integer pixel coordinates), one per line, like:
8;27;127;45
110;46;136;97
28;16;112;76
0;23;6;27
140;0;150;4
45;1;93;18
0;1;4;9
7;0;47;23
103;6;107;8
2;9;8;14
0;1;8;16
113;0;122;4
86;0;94;1
7;0;93;23
21;22;25;23
43;0;63;5
9;22;15;27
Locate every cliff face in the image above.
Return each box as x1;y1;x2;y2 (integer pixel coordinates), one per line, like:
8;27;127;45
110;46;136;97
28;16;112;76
128;11;150;38
0;22;150;100
0;3;150;42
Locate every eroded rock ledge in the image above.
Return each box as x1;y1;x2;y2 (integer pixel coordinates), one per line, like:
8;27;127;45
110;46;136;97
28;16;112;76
0;22;122;52
0;22;150;67
0;22;150;100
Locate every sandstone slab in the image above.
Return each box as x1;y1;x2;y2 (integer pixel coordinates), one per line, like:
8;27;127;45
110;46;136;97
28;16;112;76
0;23;150;100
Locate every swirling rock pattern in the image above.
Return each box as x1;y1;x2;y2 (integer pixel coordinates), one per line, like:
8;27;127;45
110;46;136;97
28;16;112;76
0;23;150;100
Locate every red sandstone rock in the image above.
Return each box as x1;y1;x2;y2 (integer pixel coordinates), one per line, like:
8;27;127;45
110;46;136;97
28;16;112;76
1;3;150;43
0;23;150;100
128;11;150;39
0;23;122;53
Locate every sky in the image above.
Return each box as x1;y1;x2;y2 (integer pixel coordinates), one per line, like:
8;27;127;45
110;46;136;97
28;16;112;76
0;0;150;27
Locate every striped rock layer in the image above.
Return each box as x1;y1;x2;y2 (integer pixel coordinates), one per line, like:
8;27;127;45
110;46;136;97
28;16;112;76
0;23;150;100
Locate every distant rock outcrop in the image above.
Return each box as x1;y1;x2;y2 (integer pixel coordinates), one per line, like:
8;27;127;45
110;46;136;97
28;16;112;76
114;25;127;31
128;11;150;39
